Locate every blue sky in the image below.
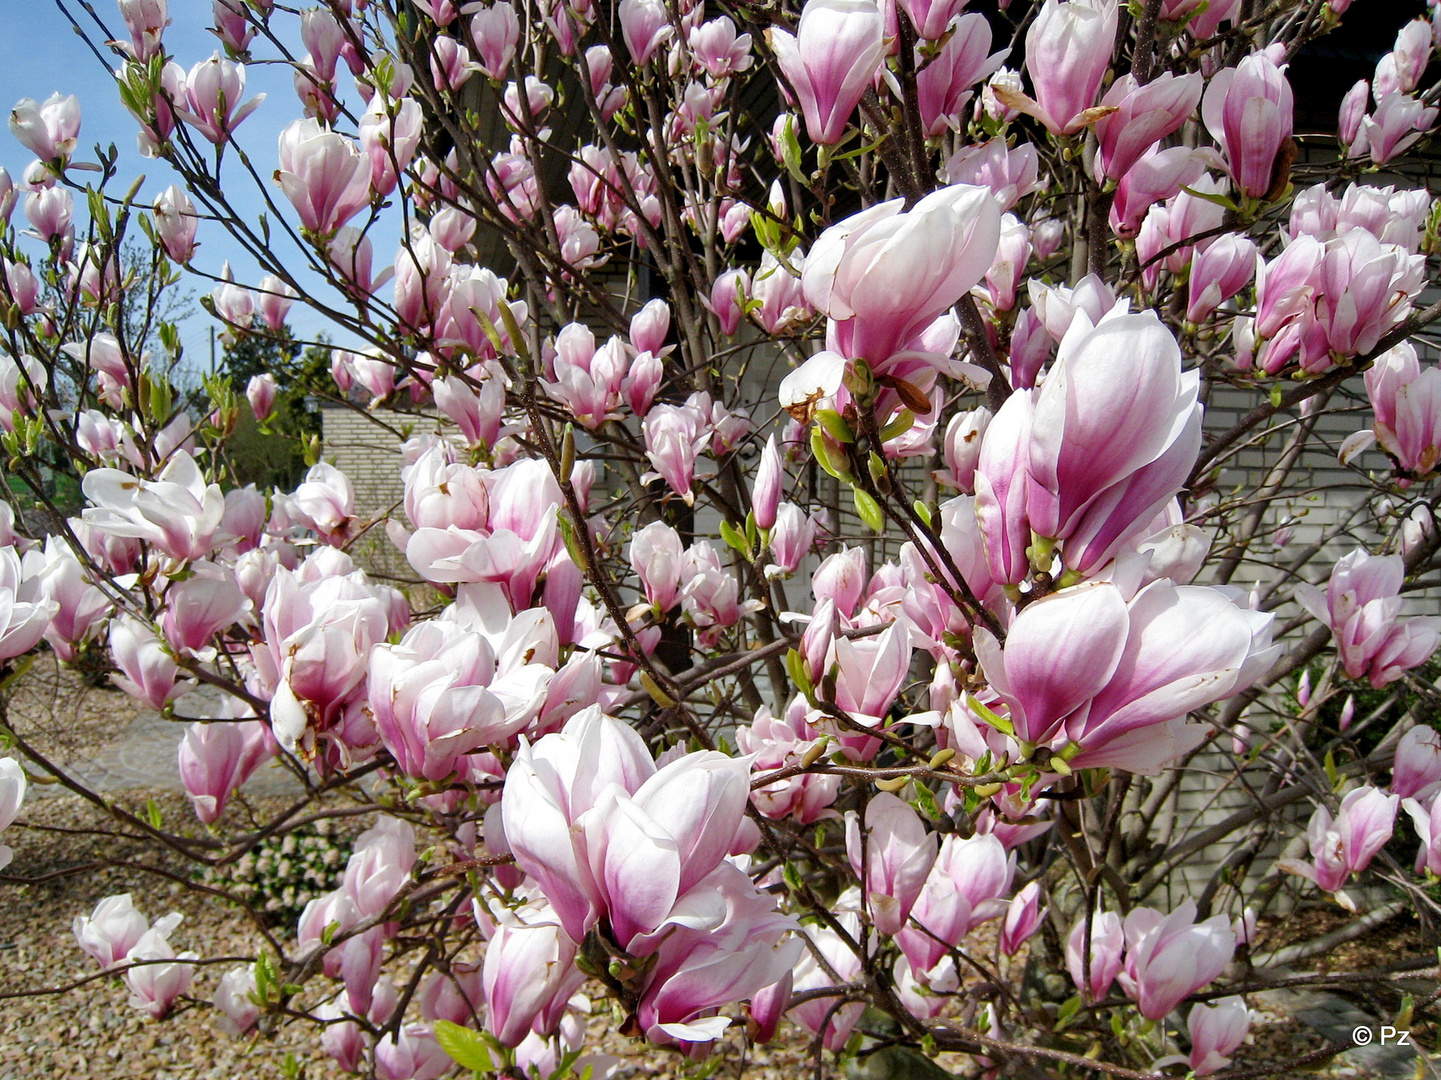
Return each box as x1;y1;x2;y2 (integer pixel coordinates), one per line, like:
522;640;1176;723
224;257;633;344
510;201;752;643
0;1;385;370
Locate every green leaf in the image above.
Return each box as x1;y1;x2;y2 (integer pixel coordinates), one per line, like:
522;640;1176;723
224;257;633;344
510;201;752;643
556;510;588;571
852;486;884;533
1057;994;1083;1027
1179;184;1239;212
719;519;751;559
145;798;163;830
778;114;805;183
967;695;1014;736
433;1019;495;1072
877;409;914;444
782;861;804;894
815;409;855;444
254;952;277;1004
785;647;815;701
809;426;850;481
914;783;941;822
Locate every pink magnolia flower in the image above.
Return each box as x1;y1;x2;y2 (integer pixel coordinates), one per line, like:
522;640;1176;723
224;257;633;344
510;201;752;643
1295;548;1441;688
291;462;357;545
500;708;656;941
915;14;1008;136
1402;793;1441;876
1313;228;1425;359
766;502;816;578
110;615;185;710
973;388;1036;585
1189;997;1253;1076
123;922;196;1019
1025;310;1202;563
433;375;504;449
177;53;265;144
9;92;81;166
358;97;423;197
74;895;173;970
831;614;913;725
974;579;1275;772
632;861;801;1046
688;17;753;79
788;905;865;1049
1109;145;1208;238
374;1025;451;1080
938;406;991;493
845;792;938;935
152;185;197;262
0;544;55;662
243;374;277;425
1018;0;1118;135
1202;53;1294;200
471;4;520;79
160;562;249;655
481;899;585;1046
1066;909;1123;1002
1392;726;1441;801
81;450;225;563
1159;0;1240;37
630;298;671;356
118;0;169;61
1352;92;1438;165
255;559;401;750
402;448;488;532
751;251;810;334
211;0;255;53
945;141;1043;216
1186;233;1257;324
0;757;23;871
576;746;754;954
983;214;1031;312
1001;880;1046;956
642;402;710;504
619;0;672;65
178;719;272;824
768;0;886;145
752;436;784;531
343;817;416;922
1119;901;1235;1019
24;185;73;245
1280;786;1399;901
630;520;685;612
418;960;483;1027
707;269;749;336
212;966;259;1037
736;698;842;823
275;119;372;236
368;616;549;780
254;275;296;332
1094;72;1203;183
547;325;628;429
897;833;1013;973
26;539;106;662
800;184;1001;367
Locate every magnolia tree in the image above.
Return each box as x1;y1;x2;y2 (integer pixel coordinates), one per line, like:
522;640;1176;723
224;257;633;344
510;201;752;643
2;0;1441;1074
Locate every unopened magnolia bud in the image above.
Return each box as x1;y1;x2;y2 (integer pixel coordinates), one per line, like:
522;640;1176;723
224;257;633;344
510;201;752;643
800;740;828;768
